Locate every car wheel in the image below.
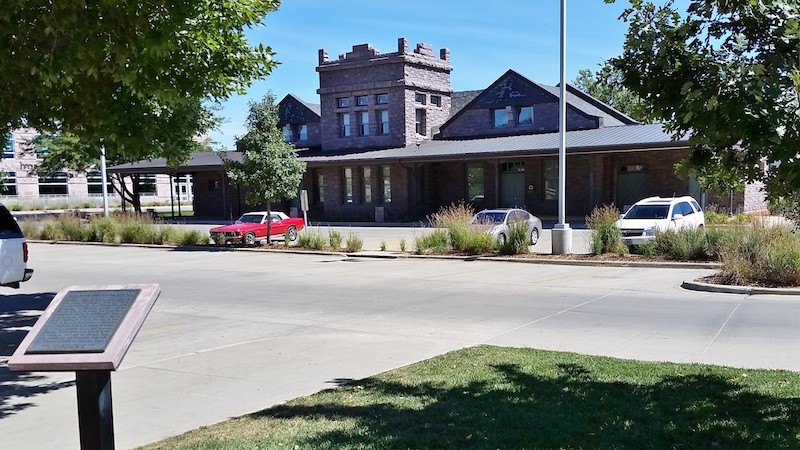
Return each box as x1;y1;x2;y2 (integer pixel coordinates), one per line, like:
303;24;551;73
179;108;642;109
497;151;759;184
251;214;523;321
498;233;507;246
530;228;540;245
286;226;298;242
244;232;257;246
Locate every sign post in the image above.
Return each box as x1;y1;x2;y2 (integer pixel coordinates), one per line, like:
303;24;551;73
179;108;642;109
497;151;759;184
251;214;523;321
300;189;309;232
9;284;160;450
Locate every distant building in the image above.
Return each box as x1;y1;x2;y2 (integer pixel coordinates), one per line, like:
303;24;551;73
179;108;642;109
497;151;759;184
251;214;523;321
111;37;767;220
1;129;192;208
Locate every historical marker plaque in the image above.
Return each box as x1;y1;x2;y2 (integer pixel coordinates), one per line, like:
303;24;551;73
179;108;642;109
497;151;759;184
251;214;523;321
27;289;140;354
9;284;160;372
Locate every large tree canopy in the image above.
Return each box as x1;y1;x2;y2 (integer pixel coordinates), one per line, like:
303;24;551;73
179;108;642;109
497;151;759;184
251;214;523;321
1;0;280;165
608;0;800;196
573;61;650;123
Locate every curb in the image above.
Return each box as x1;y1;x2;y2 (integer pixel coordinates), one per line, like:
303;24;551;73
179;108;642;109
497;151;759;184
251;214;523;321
682;280;800;296
30;239;719;269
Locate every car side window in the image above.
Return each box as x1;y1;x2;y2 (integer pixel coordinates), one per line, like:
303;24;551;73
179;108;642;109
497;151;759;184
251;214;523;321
680;202;694;216
690;200;701;212
0;206;22;238
270;214;281;222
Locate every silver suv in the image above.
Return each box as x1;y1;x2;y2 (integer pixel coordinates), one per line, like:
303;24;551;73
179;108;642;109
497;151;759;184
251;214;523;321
615;196;705;246
0;205;33;288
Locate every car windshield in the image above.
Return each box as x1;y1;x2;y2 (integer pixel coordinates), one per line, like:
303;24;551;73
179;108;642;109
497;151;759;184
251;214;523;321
236;214;264;224
472;211;506;224
624;205;669;219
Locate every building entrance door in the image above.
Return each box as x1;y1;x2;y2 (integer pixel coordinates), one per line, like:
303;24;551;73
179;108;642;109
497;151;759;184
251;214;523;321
617;166;648;212
500;162;525;208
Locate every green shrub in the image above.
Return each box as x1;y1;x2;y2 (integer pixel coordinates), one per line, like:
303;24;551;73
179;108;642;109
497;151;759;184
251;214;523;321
415;230;449;254
634;240;657;257
297;231;326;250
399;238;407;252
586;204;627;255
496;222;529;255
10;204;22;211
345;233;363;252
704;210;729;225
175;229;209;246
652;227;710;261
41;222;66;240
88;216;118;243
328;229;343;249
18;220;41;239
380;240;387;251
717;224;800;286
58;213;89;241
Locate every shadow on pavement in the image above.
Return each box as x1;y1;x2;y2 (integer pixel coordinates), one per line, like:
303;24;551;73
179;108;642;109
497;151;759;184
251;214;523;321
0;292;75;419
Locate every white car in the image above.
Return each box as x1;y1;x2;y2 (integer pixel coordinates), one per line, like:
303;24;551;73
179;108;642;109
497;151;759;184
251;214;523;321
0;205;33;288
615;196;705;246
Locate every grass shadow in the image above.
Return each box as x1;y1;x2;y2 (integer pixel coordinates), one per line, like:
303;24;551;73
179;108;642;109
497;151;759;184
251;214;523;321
238;347;800;449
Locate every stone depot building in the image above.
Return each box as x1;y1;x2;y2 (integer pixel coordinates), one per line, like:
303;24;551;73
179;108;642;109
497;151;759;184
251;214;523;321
111;37;767;221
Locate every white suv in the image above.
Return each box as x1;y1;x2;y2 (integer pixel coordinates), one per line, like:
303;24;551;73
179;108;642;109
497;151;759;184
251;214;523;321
0;205;33;288
615;196;705;246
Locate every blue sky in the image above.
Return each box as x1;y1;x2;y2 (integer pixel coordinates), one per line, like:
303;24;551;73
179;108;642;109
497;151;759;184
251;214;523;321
209;0;632;149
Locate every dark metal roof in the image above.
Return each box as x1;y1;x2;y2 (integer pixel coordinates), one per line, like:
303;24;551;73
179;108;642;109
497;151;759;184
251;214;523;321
108;151;241;174
110;125;687;173
302;123;688;165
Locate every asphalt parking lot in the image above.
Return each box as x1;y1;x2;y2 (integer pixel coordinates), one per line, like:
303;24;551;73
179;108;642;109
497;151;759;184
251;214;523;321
2;243;799;449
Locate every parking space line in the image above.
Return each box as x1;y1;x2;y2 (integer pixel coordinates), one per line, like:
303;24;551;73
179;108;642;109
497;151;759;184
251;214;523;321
528;266;617;285
698;296;747;362
474;290;620;345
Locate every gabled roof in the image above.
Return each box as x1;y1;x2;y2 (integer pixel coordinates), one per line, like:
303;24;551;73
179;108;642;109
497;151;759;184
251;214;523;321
277;93;321;126
439;69;636;133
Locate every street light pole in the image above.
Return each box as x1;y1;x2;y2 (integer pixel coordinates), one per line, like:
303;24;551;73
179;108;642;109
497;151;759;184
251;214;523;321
552;0;572;254
100;141;110;218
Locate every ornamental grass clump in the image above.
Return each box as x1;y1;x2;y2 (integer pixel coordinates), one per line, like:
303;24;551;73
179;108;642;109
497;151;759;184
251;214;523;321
415;229;449;254
175;229;210;246
345;233;363;252
428;201;473;229
297;231;326;250
328;229;343;249
87;216;118;243
496;222;529;255
586;204;627;255
57;212;90;241
717;223;800;287
652;227;711;261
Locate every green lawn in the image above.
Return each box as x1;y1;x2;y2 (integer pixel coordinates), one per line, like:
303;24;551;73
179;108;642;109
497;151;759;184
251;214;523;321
140;346;800;449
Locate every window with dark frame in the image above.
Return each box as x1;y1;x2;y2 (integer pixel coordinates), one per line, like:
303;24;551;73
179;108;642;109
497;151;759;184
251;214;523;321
337;97;350;108
138;174;158;195
3;134;13;158
282;125;292;142
343;167;353;203
543;159;559;201
362;167;372;203
415;93;426;104
380;165;391;203
87;171;113;195
314;171;324;203
38;171;69;196
359;111;369;136
517;106;533;125
466;164;484;203
493;108;509;127
376;93;389;104
338;113;351;137
296;124;308;141
357;95;368;106
430;95;441;107
415;109;426;135
1;171;17;195
377;110;389;134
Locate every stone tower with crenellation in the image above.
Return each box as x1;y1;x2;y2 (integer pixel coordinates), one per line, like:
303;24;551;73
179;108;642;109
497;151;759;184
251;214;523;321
316;37;452;152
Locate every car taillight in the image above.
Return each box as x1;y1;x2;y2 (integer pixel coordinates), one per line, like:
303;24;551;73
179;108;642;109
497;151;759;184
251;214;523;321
23;241;28;263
